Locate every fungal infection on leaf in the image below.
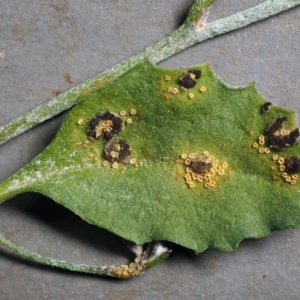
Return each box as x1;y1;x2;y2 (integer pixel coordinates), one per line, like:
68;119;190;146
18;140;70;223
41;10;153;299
285;156;300;174
265;117;299;150
1;61;300;265
87;111;124;140
103;139;131;164
188;69;201;79
252;114;300;185
164;75;171;81
178;69;201;89
199;86;206;93
188;93;195;99
262;101;272;113
77;118;84;125
178;73;196;89
182;151;228;189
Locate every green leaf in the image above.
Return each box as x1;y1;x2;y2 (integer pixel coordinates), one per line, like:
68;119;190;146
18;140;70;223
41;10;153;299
1;61;300;253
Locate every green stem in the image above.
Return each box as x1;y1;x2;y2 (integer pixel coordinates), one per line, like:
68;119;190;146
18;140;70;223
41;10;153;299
0;235;170;278
0;0;298;145
0;234;109;276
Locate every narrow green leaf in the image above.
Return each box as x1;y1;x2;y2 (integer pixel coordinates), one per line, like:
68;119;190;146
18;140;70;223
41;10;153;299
1;61;300;253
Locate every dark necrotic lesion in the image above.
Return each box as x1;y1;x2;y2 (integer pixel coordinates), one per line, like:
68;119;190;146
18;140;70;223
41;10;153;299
178;69;202;89
103;139;131;163
262;102;272;113
285;156;300;174
266;117;287;136
188;156;212;175
265;117;299;150
87;111;124;140
188;69;201;79
86;111;133;166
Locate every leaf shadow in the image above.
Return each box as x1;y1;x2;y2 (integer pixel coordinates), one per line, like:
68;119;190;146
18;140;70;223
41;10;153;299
0;191;288;279
163;233;282;275
0;192;134;271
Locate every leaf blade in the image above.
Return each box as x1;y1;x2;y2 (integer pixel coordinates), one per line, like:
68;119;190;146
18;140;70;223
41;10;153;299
2;61;300;253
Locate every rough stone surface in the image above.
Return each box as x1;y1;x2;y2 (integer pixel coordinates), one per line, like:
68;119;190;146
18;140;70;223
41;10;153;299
0;1;300;299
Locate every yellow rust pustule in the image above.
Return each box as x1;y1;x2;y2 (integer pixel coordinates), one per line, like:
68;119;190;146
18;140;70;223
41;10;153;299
181;151;228;190
110;257;147;278
252;132;300;185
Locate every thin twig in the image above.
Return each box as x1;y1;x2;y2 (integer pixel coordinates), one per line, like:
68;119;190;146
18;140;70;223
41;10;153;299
0;0;299;145
0;234;170;278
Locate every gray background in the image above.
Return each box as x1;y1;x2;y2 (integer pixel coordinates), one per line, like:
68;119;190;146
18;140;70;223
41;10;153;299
0;1;300;299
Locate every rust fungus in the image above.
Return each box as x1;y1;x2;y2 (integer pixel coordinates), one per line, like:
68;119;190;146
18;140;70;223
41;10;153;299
188;69;201;79
203;150;209;157
188;153;195;159
188;155;212;176
189;182;196;189
266;117;287;136
188;93;195;99
182;151;228;189
262;101;272;113
77;118;84;125
279;165;285;171
265;117;299;150
172;88;179;94
103;139;131;163
181;153;187;159
178;69;201;89
110;256;147;278
87;111;124;140
129;158;136;164
285;156;300;174
178;73;197;89
205;182;211;189
199;86;206;93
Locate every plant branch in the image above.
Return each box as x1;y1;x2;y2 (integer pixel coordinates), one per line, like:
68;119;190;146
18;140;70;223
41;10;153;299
0;0;298;146
0;235;170;278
